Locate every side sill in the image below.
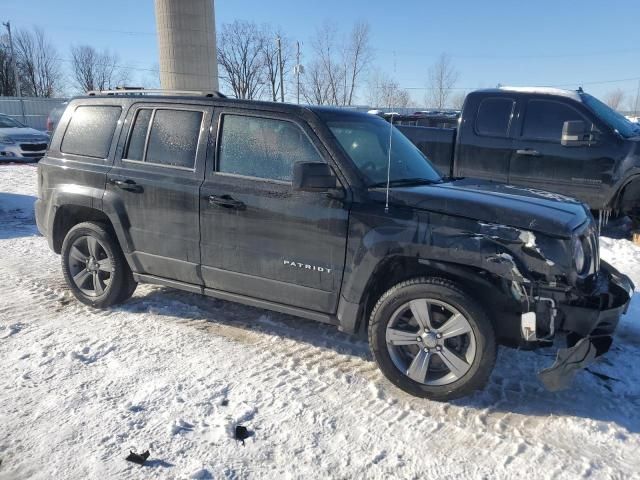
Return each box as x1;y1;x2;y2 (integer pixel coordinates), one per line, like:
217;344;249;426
203;287;339;326
133;273;340;327
133;273;203;295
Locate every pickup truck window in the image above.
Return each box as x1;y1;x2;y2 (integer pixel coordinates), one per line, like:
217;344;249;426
326;115;441;186
217;114;322;182
61;105;121;159
522;100;585;142
475;98;514;137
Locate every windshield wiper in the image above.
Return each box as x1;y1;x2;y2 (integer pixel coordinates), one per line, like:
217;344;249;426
368;178;440;188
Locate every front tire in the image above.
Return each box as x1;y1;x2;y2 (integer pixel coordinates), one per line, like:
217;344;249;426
369;277;496;401
61;222;135;308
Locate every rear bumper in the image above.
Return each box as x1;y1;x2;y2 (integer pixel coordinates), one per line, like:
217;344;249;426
35;198;57;251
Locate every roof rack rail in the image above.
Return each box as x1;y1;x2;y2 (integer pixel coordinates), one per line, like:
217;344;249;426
86;88;227;98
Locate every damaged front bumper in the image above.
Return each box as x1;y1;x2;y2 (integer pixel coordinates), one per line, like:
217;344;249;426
533;261;633;391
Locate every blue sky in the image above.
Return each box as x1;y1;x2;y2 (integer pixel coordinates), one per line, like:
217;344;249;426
2;0;639;106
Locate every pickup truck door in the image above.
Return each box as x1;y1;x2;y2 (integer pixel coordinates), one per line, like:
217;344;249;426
508;98;615;208
199;109;349;314
105;104;211;284
454;96;516;183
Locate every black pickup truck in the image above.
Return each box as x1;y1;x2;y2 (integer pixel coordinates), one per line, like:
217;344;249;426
398;87;640;221
36;91;632;400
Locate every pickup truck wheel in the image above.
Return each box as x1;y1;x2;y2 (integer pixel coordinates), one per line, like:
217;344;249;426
369;277;496;401
61;222;134;308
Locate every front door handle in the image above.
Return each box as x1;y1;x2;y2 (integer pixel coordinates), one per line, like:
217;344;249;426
109;178;143;192
207;194;246;210
516;149;541;157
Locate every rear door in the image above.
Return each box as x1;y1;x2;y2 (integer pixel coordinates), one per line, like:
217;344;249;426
455;96;516;182
105;103;211;284
199;109;349;313
509;97;614;206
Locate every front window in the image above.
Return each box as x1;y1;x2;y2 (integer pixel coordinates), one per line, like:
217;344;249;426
581;93;640;138
0;115;25;128
522;99;586;142
323;113;442;187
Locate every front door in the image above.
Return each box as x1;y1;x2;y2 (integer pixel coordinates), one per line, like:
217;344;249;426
106;104;211;284
508;98;615;208
200;110;349;313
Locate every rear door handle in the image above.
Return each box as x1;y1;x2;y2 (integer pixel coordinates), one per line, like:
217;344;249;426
516;149;541;157
207;194;246;210
109;178;143;192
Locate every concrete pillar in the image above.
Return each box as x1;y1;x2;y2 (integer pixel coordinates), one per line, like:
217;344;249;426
154;0;219;91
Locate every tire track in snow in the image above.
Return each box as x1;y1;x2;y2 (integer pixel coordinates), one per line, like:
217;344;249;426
1;259;639;479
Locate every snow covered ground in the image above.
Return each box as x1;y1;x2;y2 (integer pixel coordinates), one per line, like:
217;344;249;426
1;163;640;480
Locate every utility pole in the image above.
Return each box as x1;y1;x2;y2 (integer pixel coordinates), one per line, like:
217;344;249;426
296;41;301;104
276;35;284;102
2;20;25;122
635;79;640;116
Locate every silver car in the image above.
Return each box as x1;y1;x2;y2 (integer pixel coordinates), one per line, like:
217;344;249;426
0;114;50;162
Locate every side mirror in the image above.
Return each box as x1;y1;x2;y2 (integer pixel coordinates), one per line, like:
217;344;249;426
292;162;337;192
561;120;592;146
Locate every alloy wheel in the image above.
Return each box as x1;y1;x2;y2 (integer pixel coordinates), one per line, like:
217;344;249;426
385;299;477;386
67;235;114;297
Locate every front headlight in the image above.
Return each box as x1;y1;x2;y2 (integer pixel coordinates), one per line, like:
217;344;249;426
0;135;15;145
573;237;586;274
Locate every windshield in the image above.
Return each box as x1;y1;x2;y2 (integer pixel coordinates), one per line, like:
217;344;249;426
581;93;640;138
0;115;25;128
324;114;442;187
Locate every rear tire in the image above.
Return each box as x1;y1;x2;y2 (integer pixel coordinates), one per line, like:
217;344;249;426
61;222;135;308
369;277;496;401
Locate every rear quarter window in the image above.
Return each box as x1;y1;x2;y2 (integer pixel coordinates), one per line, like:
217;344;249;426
475;98;515;137
61;105;121;158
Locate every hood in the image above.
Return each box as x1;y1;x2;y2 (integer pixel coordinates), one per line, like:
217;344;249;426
385;178;589;237
0;127;49;142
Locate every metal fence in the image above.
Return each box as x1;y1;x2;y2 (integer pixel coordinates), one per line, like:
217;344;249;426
0;96;68;131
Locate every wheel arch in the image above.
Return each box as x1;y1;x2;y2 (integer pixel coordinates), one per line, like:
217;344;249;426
341;255;521;342
52;205;115;254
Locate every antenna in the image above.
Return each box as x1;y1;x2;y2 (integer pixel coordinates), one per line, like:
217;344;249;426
385;113;395;214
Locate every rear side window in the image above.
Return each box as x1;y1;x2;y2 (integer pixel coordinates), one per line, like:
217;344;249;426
125;109;152;161
475;98;514;137
124;108;203;169
217;114;322;182
61;105;121;158
146;110;202;168
522;100;585;142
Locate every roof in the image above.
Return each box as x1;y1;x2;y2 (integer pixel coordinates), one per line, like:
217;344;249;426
474;86;582;101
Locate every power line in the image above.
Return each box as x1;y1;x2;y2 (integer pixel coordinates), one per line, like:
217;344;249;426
378;48;640;60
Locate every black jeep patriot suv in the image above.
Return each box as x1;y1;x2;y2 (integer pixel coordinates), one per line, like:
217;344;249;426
35;90;633;400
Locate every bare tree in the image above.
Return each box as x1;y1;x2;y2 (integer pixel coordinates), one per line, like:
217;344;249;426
70;45;129;93
604;88;625;110
628;82;640;116
301;59;333;105
0;39;16;96
425;53;459;109
310;20;344;105
306;20;373;106
451;91;467;110
217;21;265;99
261;27;292;102
344;21;373;106
13;27;61;97
367;70;410;109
